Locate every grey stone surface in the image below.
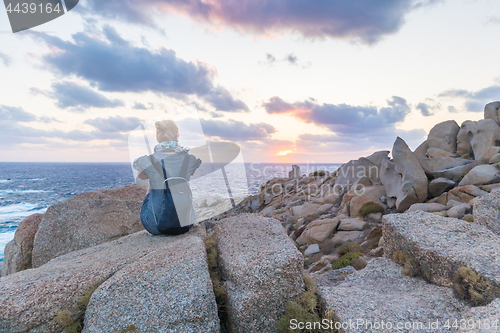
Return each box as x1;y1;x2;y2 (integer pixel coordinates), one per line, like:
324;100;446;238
459;298;500;333
214;214;303;333
0;227;206;333
426;147;455;158
365;150;389;166
307;218;340;244
484;101;500;126
407;203;447;213
383;211;500;288
457;119;500;162
427;120;460;153
331;231;365;246
429;177;456;198
318;258;468;333
312;266;356;288
32;184;146;268
473;191;500;235
420;157;472;175
339;218;366;231
432;160;484;182
1;213;43;276
82;234;219;333
304;244;320;255
335;158;381;191
459;165;500;186
446;203;471;219
380;137;428;212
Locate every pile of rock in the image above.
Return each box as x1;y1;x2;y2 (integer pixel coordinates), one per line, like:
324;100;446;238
234;101;500;278
3;100;500;332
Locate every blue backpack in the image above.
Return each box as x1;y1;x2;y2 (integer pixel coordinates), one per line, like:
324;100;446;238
150;153;194;235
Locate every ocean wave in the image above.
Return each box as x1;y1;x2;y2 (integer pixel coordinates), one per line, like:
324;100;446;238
0;189;52;195
0;203;48;223
0;180;12;183
0;231;16;262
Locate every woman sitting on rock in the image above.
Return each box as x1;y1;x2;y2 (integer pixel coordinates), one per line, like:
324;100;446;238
133;119;201;235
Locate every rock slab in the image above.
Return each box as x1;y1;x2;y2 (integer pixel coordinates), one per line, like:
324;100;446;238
1;213;42;276
0;227;206;333
32;184;146;267
383;211;500;288
83;234;219;333
317;258;468;333
473;191;500;235
214;214;303;333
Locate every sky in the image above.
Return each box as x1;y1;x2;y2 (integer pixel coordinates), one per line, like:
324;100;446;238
0;0;500;163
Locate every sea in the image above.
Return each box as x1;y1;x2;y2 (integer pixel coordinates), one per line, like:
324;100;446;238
0;162;342;262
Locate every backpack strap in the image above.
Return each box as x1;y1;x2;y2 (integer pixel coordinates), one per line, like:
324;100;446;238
147;154;164;180
180;153;190;179
160;159;169;180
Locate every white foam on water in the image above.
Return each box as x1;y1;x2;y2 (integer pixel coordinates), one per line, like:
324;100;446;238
0;203;47;223
0;180;12;183
0;190;51;195
0;231;16;262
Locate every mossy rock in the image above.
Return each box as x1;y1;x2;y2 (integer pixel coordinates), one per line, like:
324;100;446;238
358;203;385;217
331;252;363;270
462;216;474;223
338;243;364;257
204;234;229;332
277;276;335;333
453;267;500;306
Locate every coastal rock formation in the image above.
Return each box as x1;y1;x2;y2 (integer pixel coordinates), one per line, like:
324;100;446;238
456;119;500;161
458;164;500;186
383;211;500;288
380;137;428;212
459;298;500;333
427;120;460;153
0;227;206;333
83;234;219;333
214;214;303;333
483;101;500;126
473;190;500;235
334;158;380;191
289;165;301;178
1;213;42;276
32;184;146;268
428;178;455;197
317;258;468;333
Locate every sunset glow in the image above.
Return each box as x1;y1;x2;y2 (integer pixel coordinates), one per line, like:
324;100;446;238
277;150;293;156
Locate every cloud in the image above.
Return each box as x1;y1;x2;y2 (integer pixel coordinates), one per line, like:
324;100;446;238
48;82;124;110
0;105;128;147
30;27;248;112
485;16;500;25
285;54;298;65
77;0;439;44
201;119;276;141
415;100;440;116
132;102;154;110
84;116;143;133
264;96;410;135
39;116;63;123
259;53;310;68
439;85;500;112
263;95;424;150
0;52;12;67
0;105;37;122
179;118;276;141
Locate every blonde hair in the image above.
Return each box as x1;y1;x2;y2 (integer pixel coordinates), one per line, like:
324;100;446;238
155;119;179;142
